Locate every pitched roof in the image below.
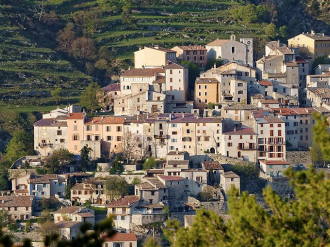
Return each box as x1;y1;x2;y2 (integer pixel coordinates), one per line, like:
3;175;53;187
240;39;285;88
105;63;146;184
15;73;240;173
276;47;295;55
104;233;137;242
67;113;84;120
167;160;189;166
54;206;88;214
170;113;222;123
223;171;239;178
77;212;94;218
56;221;81;229
224;104;258;110
258;80;273;86
301;32;330;41
164;62;186;69
195;78;219;84
106;195;139;208
223;127;256;135
0;196;34;207
85;116;125;125
272;108;298;116
102;83;121;92
176;45;207;51
206;39;231;46
263;116;284;123
292;108;316;115
34;118;67;127
29;174;59;184
158;175;184;181
121;68;165;77
146;178;167;189
203;161;224;170
148;46;176;53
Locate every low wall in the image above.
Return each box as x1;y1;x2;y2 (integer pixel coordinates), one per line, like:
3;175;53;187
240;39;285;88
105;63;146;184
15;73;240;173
286;151;312;167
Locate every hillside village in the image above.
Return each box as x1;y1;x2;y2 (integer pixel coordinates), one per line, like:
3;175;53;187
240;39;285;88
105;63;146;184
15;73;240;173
2;30;330;246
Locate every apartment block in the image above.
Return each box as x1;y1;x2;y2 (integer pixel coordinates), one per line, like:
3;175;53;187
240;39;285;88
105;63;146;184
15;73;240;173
134;46;176;68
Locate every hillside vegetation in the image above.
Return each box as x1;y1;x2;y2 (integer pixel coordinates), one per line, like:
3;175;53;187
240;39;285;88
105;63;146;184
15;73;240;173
0;0;329;115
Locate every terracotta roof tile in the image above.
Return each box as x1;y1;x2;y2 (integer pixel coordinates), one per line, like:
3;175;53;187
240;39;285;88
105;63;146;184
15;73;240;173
206;39;231;46
102;83;121;92
223;171;239;178
164;62;186;69
34;118;67;127
54;206;90;214
67;113;84;120
203;161;224;170
264;116;284;123
195;78;219;84
223;127;256;135
104;233;137;242
148;46;176;53
0;196;34;207
56;221;81;228
85;116;125;125
175;45;207;51
158;175;184;181
121;68;165;77
258;80;273;86
260;99;279;104
106;195;139;208
224;104;258;110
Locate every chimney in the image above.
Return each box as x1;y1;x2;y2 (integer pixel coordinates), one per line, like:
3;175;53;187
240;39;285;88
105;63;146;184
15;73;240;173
230;34;236;41
311;30;315;36
323;33;325;37
182;113;184;119
139;46;142;50
176;150;179;154
154;45;159;49
137;115;139;121
234;125;237;131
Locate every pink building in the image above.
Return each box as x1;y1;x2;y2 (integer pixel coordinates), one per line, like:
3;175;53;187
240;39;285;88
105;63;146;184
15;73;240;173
171;45;207;69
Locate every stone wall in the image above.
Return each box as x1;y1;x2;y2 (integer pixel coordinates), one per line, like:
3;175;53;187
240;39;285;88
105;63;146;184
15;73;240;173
286;151;312;167
207;154;251;165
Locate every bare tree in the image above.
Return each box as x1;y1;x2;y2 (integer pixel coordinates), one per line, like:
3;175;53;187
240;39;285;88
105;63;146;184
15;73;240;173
122;131;139;164
30;0;47;21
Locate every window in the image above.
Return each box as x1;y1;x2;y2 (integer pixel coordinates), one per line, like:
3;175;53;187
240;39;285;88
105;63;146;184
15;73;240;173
238;90;243;94
117;136;122;141
73;134;79;141
106;126;111;132
137;98;140;102
170;70;172;74
232;47;235;53
170;78;173;82
228;142;232;147
270;130;274;136
73;125;77;131
278;124;281;127
170;86;173;91
205;85;207;89
270;124;273;127
117;126;121;132
60;139;65;143
86;125;91;131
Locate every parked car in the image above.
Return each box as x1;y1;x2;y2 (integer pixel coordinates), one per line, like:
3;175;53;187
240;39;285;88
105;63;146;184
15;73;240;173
294;164;305;170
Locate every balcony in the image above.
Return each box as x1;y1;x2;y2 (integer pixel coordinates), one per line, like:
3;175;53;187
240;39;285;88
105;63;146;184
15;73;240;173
38;143;53;148
237;145;256;151
154;135;168;139
267;141;286;145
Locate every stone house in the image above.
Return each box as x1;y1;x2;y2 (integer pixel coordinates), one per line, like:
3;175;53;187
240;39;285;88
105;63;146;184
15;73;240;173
54;206;95;227
202;161;224;185
134;46;176;69
164;62;188;101
157;175;186;211
259;160;290;177
0;195;34;220
56;221;81;240
257;99;280;109
181;169;208;196
288;31;330;61
34;116;68;156
194;78;220;109
135;177;168;205
171;45;207;69
106;195;140;231
221;127;257;162
220;171;240;194
102;233;137;247
307;88;330;108
206;35;253;67
221;104;259;126
71;179;106;205
101;83;122;112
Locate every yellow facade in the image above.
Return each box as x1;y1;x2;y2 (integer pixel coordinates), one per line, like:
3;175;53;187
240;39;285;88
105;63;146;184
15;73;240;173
134;46;176;68
288;32;330;60
194;78;220;109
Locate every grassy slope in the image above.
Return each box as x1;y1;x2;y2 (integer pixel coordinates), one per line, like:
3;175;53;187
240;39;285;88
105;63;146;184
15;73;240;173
0;0;267;113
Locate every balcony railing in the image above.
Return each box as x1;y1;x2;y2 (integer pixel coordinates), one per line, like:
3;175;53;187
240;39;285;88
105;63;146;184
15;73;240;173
38;143;53;148
237;145;256;151
154;135;168;139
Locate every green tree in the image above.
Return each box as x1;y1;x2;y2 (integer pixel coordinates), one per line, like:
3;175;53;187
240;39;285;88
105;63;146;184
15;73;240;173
179;61;200;90
232;162;259;179
110;156;124;174
205;58;222;70
44;148;76;173
80;82;102;113
105;176;129;201
279;25;288;38
80;145;93;171
265;23;277;39
131;177;141;185
5;130;34;162
50;88;62;104
312;55;330;73
142;157;157;170
311;142;324;167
